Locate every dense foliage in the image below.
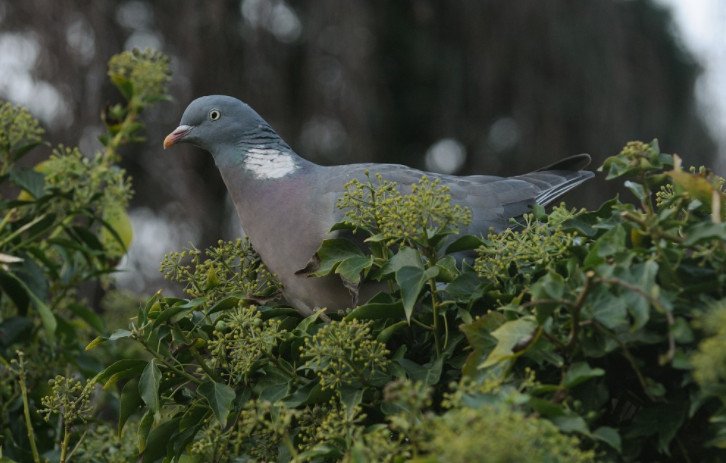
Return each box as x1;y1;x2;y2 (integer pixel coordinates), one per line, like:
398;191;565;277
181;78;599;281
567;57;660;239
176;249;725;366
0;49;170;462
2;50;726;463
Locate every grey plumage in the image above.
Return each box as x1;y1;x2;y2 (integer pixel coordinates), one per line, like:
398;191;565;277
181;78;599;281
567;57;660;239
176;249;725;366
164;95;594;314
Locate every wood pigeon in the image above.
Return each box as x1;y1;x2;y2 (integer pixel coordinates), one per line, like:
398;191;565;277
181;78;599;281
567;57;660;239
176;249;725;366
164;95;594;314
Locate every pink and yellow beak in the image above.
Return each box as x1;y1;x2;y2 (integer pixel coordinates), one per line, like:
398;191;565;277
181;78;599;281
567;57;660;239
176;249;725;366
163;125;192;149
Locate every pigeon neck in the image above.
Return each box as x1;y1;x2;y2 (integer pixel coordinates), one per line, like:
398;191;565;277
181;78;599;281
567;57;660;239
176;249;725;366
210;124;316;182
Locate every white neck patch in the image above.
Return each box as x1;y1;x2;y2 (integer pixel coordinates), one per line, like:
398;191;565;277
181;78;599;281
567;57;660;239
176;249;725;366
242;147;298;179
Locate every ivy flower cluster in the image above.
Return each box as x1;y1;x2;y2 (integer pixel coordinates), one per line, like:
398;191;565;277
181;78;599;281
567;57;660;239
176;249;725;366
337;173;472;246
301;319;390;390
160;238;279;304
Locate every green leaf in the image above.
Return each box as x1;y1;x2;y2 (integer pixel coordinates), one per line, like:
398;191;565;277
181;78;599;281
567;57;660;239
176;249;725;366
0;317;33;347
563;362;605;388
396;266;438;323
627;402;687;455
531;271;565;301
139;359;162;413
434;255;458;282
684;222;726;246
379;246;423;276
284;380;331;408
208;295;241;315
584;224;626;267
10;167;45;198
198;381;236;428
0;270;55;336
118;378;142;435
587;286;628;329
307;238;365;277
344;301;405;321
109;329;133;340
67;303;106;333
141;417;180;463
101;204;133;252
460;312;506;352
445;270;485;300
397;357;443;385
593;426;622;452
552;414;590;435
563;198;619;237
336;255;373;286
179;404;209;432
0;270;29;313
93;359;148;387
445;234;484;253
137;409;154;452
624;180;646;201
339;386;364;412
481;318;537;368
377;320;407;342
152;301;200;327
254;368;291;402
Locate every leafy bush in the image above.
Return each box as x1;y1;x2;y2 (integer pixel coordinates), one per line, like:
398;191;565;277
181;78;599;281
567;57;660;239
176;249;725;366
85;139;725;462
0;49;170;462
3;49;726;462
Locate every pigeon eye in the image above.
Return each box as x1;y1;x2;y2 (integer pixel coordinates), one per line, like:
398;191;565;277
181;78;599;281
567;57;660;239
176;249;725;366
209;109;221;121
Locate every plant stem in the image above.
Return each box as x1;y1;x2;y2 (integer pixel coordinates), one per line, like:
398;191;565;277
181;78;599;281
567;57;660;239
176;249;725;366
16;353;41;463
190;346;221;381
566;272;593;350
102;105;139;165
620;211;684;243
410;317;433;331
65;429;87;461
428;278;441;358
59;423;71;463
138;337;202;384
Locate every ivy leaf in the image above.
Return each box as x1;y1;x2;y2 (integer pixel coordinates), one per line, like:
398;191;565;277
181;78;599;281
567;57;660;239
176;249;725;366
0;269;55;337
396;266;438;323
563;362;605;388
445;270;486;300
141;417;180;463
586;286;628;329
481;318;537;368
584;225;626;268
199;380;236;428
684;222;726;246
118;378;142;435
139;359;162;413
397;357;443;385
445;234;484;253
593;426;622;452
300;238;365;277
378;246;423;276
624;180;646;201
298;238;373;288
627;402;687;455
344;300;405;321
10;167;45;198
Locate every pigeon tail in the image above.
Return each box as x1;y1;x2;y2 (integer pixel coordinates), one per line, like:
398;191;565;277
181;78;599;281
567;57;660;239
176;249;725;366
517;153;595;206
534;170;594;206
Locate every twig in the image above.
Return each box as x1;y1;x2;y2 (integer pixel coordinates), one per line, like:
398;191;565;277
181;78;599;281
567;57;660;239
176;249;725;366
620;211;684;243
567;271;594;349
592;321;659;402
16;352;41;463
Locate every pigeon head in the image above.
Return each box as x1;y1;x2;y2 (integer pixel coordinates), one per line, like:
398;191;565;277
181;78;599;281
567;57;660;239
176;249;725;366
163;95;265;153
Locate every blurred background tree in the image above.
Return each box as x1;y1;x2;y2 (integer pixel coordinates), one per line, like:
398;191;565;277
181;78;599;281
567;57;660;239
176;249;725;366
0;0;717;293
